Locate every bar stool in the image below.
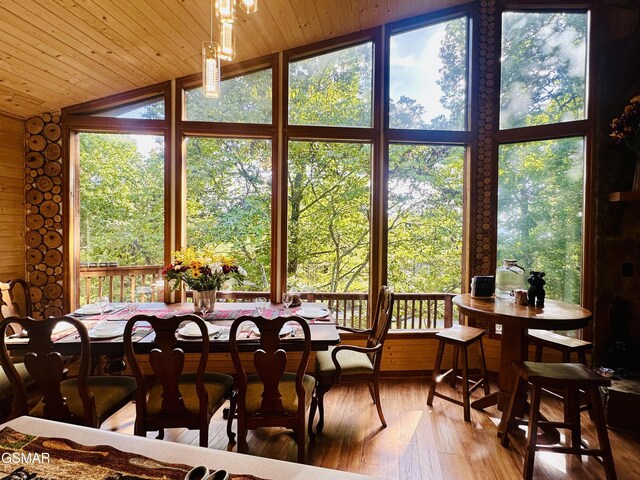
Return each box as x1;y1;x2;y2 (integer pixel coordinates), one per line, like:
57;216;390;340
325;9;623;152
527;329;592;364
499;361;616;480
427;324;490;421
528;330;593;416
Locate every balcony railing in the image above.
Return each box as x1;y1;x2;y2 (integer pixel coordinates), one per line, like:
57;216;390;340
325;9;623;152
79;265;165;305
79;266;456;330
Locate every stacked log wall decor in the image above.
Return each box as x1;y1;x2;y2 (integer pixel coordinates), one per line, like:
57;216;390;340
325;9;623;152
24;113;63;319
0;113;26;283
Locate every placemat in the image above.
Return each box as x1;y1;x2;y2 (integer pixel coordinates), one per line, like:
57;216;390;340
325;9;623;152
0;427;267;480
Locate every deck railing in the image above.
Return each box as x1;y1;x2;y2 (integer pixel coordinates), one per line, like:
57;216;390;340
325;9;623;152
79;265;165;305
79;266;456;330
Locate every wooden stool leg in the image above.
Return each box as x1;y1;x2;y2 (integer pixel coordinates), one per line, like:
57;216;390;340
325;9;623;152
578;351;588;366
565;388;581;452
450;345;460;387
461;346;471;422
534;344;543;362
427;341;446;406
589;388;617;480
524;385;543;480
478;337;491;396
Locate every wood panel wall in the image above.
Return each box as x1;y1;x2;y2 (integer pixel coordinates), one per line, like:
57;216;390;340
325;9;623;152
23;114;64;319
0;113;26;282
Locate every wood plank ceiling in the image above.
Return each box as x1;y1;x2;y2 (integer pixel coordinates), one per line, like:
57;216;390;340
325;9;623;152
0;0;467;118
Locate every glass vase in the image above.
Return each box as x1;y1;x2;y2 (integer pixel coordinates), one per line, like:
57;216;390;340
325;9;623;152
193;289;217;314
495;259;525;300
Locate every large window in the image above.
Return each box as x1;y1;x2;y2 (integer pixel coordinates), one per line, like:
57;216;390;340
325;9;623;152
500;12;588;129
288;43;373;128
79;133;164;267
65;3;595;329
185;69;272;123
497;138;584;303
389;17;468;130
185;137;272;291
497;10;589;304
287;141;371;292
388;144;464;293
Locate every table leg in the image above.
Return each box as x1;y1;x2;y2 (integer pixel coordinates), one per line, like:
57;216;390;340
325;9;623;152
496;324;528;411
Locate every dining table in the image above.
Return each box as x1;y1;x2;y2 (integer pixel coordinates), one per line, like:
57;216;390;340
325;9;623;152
5;302;341;370
452;294;592;412
0;416;380;480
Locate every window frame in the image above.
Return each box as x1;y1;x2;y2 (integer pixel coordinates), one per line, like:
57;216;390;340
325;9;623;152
493;3;595;316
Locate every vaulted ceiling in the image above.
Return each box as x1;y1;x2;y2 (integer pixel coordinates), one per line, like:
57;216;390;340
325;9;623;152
0;0;467;118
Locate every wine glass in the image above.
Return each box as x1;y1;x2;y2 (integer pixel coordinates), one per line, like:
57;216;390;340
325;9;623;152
282;292;293;317
125;302;139;316
96;296;109;321
254;297;268;317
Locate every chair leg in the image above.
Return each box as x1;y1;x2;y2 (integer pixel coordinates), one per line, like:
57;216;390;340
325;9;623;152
297;419;306;463
524;385;542;480
200;424;208;448
589;388;617;480
156;428;165;440
308;385;317;442
450;345;460;387
368;382;376;403
316;384;329;434
371;375;386;428
427;340;446;406
461;346;471;422
227;393;237;443
237;416;247;454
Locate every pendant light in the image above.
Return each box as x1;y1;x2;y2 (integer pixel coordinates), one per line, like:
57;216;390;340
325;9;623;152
202;1;221;98
239;0;258;14
219;22;236;61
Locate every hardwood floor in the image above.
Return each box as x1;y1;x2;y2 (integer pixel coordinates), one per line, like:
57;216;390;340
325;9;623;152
101;378;640;479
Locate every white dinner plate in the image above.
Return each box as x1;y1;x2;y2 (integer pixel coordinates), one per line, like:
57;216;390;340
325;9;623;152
251;324;295;337
89;327;124;339
295;307;329;319
177;322;221;338
75;304;114;315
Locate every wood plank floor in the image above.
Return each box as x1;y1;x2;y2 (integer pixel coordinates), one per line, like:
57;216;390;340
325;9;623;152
101;378;640;479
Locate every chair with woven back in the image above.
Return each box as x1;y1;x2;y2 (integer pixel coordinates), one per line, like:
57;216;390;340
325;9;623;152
123;314;235;447
0;315;136;427
229;314;313;463
309;286;394;435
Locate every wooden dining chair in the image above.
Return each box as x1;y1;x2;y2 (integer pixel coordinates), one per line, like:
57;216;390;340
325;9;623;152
123;314;235;447
0;279;36;416
0;315;136;427
309;286;394;435
229;315;313;463
0;279;32;334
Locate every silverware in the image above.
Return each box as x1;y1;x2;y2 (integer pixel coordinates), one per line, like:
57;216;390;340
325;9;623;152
212;330;223;339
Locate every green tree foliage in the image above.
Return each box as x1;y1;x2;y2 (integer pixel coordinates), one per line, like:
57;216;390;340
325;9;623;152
500;12;587;128
185;138;271;291
79;133;164;265
496;12;588;303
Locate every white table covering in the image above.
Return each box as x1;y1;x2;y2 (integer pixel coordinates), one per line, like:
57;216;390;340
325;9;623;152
0;416;380;480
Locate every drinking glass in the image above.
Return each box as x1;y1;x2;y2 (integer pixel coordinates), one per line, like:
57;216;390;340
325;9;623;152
282;292;293;317
254;297;268;317
96;296;109;320
125;302;139;315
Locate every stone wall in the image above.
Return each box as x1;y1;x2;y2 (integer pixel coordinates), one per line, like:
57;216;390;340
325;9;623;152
594;1;640;371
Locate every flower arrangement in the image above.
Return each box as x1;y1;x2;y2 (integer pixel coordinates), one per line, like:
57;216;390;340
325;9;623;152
163;246;246;292
610;95;640;153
